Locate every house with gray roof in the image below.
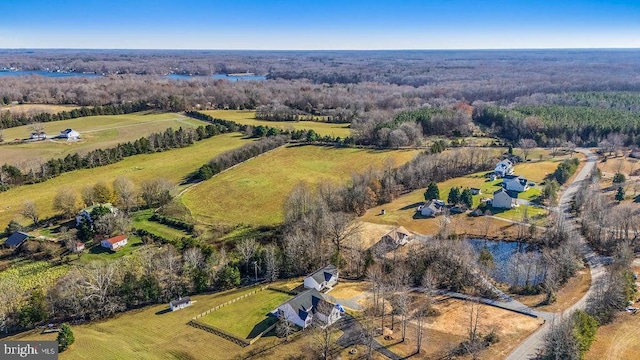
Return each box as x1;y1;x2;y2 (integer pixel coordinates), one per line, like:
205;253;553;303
503;175;530;192
303;264;338;291
276;289;343;329
492;188;518;209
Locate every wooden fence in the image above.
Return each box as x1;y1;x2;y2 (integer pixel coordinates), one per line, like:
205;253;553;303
188;285;280;347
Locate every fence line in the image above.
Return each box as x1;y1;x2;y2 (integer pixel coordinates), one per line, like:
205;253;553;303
189;285;281;347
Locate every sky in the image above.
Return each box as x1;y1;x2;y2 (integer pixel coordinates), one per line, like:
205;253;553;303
1;0;639;50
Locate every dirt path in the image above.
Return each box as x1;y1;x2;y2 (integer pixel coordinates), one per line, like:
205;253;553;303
506;148;610;360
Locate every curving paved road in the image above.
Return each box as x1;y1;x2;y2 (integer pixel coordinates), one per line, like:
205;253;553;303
506;149;609;360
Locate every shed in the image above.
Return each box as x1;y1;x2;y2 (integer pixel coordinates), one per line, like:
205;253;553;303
5;231;29;249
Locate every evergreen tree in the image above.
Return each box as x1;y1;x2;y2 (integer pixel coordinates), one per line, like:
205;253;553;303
424;182;440;201
57;323;75;352
615;186;625;201
447;187;460;205
460;188;473;208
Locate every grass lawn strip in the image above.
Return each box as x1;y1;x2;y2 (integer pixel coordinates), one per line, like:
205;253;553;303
202;109;351;138
198;289;292;339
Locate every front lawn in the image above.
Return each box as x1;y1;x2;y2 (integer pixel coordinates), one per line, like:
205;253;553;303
198;289;292;339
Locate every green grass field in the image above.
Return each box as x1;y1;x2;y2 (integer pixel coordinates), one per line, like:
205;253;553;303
0;133;250;228
182;144;421;226
5;285;289;360
0;111;207;165
202;110;351;138
131;209;190;240
199;289;291;339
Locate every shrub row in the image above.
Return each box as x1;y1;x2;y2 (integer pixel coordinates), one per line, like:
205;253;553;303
149;213;195;233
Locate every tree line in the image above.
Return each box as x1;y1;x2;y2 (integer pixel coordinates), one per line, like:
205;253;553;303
0;101;149;129
0;125;229;190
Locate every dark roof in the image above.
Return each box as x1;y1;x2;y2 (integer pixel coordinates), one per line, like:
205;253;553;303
5;232;29;248
170;297;191;307
493;188;519;199
308;264;338;284
282;289;333;320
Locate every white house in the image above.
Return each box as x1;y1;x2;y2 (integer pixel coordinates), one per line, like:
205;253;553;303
30;131;46;140
169;297;192;311
276;289;343;329
492;188;518;209
60;128;80;140
100;234;128;251
494;159;514;177
503;175;529;192
76;203;117;226
381;226;411;247
304;265;338;291
420;199;445;217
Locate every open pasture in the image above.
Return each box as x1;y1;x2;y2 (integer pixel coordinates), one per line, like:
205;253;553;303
182;144;420;226
0;111;206;165
0;133;250;228
4;284;304;360
202;109;352;138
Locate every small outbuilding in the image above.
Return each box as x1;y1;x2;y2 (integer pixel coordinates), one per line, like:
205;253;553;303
170;297;192;311
4;231;30;249
73;242;85;253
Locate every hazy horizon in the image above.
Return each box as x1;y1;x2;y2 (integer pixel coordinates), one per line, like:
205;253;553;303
2;0;640;50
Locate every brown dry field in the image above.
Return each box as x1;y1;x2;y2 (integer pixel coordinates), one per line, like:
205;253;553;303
1;103;81;114
514;268;591;312
329;281;371;300
584;261;640;360
380;296;543;359
597;154;640;204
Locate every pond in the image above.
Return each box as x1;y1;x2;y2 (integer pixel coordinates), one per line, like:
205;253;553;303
467;238;545;286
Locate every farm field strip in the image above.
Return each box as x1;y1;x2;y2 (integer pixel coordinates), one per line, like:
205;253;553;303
202;109;351;138
0;112;206;165
0;133;250;228
182;144;421;226
1;103;81;114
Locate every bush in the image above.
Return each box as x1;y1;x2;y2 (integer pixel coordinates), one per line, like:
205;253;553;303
57;323;75;352
572;310;598;357
612;172;626;184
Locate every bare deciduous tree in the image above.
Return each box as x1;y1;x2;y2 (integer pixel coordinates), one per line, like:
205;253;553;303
21;200;39;226
53;187;79;218
113;176;137;213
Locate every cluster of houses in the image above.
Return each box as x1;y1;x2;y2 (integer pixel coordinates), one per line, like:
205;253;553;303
29;128;80;141
276;264;344;329
490;159;532;209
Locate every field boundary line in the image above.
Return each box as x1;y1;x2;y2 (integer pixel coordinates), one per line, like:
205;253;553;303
177;144;286;198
